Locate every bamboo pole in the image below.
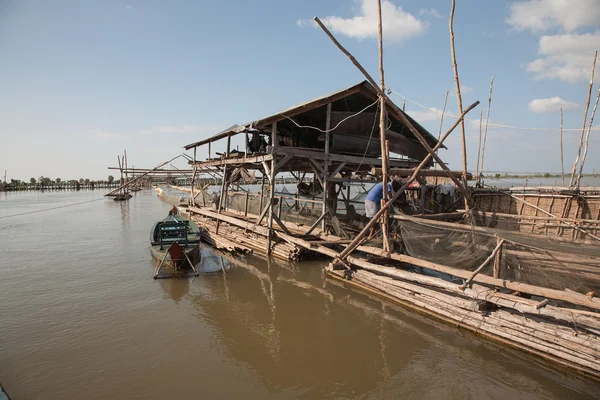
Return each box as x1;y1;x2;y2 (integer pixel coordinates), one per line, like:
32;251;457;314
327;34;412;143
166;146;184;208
337;101;480;260
560;108;565;186
476;107;483;183
480;77;494;182
449;0;468;193
376;0;390;252
435;90;450;174
576;86;600;188
312;16;473;206
460;238;504;288
570;50;597;188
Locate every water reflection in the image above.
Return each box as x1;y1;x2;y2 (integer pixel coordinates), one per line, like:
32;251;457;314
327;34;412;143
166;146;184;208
174;248;599;399
159;278;191;304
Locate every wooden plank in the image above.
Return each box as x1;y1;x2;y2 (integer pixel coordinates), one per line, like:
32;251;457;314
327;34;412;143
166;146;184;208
273;155;293;174
190;207;269;236
373;167;472;179
190;154;273;169
262;161;272;184
274;146;414;169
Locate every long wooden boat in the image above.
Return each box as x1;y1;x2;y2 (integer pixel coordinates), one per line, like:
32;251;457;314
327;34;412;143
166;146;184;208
150;213;202;278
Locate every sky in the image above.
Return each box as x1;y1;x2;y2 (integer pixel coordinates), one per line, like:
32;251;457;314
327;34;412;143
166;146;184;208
1;0;600;181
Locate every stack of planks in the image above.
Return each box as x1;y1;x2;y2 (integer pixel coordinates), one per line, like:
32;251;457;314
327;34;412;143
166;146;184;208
191;214;311;261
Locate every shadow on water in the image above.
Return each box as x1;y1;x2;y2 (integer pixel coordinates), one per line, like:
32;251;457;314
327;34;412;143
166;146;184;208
159;247;600;400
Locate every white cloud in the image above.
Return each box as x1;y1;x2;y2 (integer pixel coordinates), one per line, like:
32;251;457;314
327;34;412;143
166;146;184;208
506;1;600;83
525;31;600;83
506;0;600;33
125;5;133;11
419;8;442;19
528;97;580;113
301;0;427;42
407;107;443;122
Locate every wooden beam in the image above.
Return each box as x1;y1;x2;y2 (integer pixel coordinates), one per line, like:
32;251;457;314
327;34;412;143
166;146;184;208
274;147;414;169
273;154;293;174
262;161;272;184
329;162;347;178
272;212;291;236
373;168;472;180
190;153;273;169
190;207;269;236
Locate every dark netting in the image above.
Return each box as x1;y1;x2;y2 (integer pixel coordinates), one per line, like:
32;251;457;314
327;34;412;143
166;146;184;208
397;217;600;294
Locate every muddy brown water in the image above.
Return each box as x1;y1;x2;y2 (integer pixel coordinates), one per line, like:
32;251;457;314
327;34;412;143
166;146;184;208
1;189;599;399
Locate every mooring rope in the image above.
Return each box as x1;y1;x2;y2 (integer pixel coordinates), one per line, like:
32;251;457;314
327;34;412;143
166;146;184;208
0;197;107;220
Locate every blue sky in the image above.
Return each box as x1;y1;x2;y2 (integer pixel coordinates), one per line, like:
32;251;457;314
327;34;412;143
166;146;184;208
1;0;599;181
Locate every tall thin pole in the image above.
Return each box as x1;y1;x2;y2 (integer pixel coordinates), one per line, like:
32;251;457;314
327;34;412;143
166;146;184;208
435;90;449;173
560;108;565;186
476;107;483;184
576;87;600;188
449;0;468;201
377;0;390;251
569;50;597;188
480;77;494;183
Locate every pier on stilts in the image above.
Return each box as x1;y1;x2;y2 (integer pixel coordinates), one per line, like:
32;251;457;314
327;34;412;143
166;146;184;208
137;2;600;380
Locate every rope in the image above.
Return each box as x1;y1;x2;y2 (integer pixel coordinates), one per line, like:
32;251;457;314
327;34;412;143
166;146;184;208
281;98;379;133
0;197;106;220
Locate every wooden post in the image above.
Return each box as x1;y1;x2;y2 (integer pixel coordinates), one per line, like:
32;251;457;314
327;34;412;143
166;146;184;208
570;50;597;188
323;104;331;231
377;0;390;252
226;133;231;157
267;123;277;254
244;192;249;217
245;132;249;156
278;195;283;219
449;0;468;195
493;236;503;278
208;142;211;161
216;165;228;234
560;108;565;186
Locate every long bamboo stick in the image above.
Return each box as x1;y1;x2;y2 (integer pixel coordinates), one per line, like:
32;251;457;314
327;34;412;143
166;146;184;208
570;50;597;188
436;90;450;174
476;107;483;183
377;0;390;252
576;86;600;188
480;77;494;181
449;0;468;191
560;108;565;186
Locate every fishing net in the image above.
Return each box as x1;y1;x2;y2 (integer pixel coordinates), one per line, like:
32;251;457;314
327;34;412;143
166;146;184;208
396;216;600;294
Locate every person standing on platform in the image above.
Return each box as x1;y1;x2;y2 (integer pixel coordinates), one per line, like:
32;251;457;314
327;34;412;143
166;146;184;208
364;179;402;239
